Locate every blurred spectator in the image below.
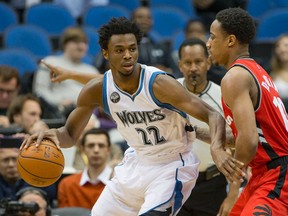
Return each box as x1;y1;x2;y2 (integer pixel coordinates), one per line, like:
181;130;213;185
57;128;113;209
72;114;123;172
185;18;208;42
95;6;179;77
0;147;24;201
73;114;100;171
16;187;50;216
0;66;21;128
172;18;208;76
0;147;56;204
7;94;49;134
54;0;109;23
193;0;247;31
270;34;288;109
33;27;99;118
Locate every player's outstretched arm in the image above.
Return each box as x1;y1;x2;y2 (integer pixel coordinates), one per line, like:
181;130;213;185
195;125;235;147
41;60;101;84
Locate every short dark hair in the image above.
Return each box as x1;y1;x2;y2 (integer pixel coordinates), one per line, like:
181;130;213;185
216;7;256;44
98;17;143;50
7;94;41;123
0;65;20;87
60;27;88;50
178;37;209;59
81;128;111;147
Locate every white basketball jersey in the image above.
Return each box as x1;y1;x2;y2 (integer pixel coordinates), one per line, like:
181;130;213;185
102;64;195;162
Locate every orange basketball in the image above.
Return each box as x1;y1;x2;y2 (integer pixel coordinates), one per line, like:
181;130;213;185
17;138;65;187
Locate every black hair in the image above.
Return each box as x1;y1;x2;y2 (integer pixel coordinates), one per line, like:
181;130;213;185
178;37;209;59
216;7;256;44
16;187;51;216
98;17;143;50
81;128;111;147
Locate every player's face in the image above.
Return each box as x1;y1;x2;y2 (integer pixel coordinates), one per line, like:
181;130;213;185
178;45;211;90
0;148;19;182
206;20;230;66
83;134;111;167
103;34;139;76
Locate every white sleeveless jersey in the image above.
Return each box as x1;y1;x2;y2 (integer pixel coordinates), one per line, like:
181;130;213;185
102;64;196;162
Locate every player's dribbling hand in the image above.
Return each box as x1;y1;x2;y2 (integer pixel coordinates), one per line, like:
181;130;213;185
211;148;245;183
20;128;61;150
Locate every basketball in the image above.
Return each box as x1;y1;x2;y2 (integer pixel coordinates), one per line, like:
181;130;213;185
17;138;65;187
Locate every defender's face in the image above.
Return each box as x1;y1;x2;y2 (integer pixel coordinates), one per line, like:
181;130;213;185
103;34;139;76
206;20;229;66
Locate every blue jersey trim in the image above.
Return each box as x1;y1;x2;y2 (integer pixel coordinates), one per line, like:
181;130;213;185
102;72;111;116
149;72;187;118
173;168;184;214
113;67;145;101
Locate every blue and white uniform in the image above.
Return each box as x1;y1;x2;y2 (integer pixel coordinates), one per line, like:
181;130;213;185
92;64;199;216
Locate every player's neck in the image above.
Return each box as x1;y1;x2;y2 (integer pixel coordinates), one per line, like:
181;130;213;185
227;47;250;68
114;64;141;95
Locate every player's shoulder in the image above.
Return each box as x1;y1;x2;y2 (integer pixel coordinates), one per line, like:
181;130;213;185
141;64;166;74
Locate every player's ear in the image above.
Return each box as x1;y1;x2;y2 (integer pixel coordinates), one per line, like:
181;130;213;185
228;35;236;47
102;49;109;60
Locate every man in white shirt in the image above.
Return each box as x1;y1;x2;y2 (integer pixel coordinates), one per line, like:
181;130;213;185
33;27;99;117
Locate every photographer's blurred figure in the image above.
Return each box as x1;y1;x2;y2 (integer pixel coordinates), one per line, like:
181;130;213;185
0;148;23;201
0;147;56;210
17;187;50;216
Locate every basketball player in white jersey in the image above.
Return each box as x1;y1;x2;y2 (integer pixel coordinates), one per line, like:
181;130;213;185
21;17;242;216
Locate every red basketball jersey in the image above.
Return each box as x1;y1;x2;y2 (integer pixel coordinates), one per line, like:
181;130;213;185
222;58;288;169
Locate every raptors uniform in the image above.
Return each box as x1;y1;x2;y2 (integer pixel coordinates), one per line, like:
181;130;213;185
92;64;199;216
222;59;288;216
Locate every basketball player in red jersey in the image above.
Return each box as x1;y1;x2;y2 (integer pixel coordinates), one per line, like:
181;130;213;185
207;8;288;216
